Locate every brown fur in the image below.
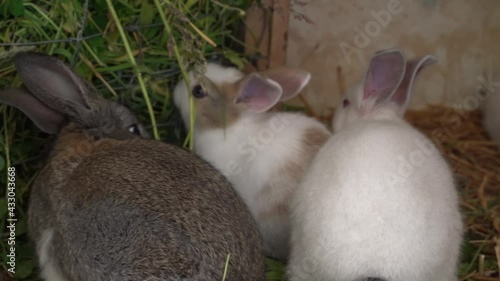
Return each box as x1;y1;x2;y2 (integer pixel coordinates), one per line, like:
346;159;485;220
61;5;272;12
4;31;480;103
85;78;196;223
193;81;240;129
30;134;266;280
52;126;115;156
258;188;291;219
257;127;330;219
302;127;331;158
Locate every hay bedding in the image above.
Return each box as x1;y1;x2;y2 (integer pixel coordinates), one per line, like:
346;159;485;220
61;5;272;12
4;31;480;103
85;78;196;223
405;106;500;280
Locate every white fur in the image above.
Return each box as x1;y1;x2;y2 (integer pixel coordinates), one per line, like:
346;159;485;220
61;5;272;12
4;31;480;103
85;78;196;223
38;229;67;281
195;113;326;259
289;89;463;280
333;85;403;133
173;64;330;259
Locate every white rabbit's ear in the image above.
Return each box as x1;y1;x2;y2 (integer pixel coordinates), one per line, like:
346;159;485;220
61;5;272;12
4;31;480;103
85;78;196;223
389;55;437;114
0;88;65;134
262;67;311;101
362;49;405;109
234;73;283;113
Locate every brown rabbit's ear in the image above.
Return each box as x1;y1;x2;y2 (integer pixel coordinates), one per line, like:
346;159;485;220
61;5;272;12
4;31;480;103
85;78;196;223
234;74;283;113
0;88;65;134
13;52;97;119
262;67;311;101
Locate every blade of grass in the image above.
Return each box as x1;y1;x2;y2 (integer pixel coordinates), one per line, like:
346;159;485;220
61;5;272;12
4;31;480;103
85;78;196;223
105;0;160;140
79;54;119;97
222;253;230;281
464;237;490;274
186;20;217;47
154;0;194;150
211;0;246;15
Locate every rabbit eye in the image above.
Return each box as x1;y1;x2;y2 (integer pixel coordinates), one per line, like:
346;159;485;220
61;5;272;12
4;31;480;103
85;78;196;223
127;124;141;135
192;85;207;98
342;99;350;108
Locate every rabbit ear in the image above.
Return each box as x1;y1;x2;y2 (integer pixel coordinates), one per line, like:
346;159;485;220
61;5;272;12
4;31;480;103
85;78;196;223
0;88;65;134
389;55;437;113
362;49;406;106
262;67;311;101
234;74;283;113
13;52;96;119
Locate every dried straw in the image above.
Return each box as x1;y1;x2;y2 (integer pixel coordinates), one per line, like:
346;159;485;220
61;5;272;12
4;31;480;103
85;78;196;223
405;105;499;280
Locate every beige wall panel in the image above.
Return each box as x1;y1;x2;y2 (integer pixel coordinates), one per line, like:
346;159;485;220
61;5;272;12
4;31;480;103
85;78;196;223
287;0;500;117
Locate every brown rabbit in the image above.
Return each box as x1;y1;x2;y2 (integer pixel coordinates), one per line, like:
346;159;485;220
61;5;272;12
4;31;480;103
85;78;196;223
0;52;265;281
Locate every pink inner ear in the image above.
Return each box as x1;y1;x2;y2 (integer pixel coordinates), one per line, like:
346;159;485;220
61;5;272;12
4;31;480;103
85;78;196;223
363;50;406;104
234;74;283;113
262;68;311;101
390;55;437;110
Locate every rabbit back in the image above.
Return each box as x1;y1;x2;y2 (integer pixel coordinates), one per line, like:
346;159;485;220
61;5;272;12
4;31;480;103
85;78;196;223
289;120;462;281
194;111;329;259
29;138;265;281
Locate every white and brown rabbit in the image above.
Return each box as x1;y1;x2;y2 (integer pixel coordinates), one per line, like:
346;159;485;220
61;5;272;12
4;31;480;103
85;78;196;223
288;49;463;281
173;63;330;259
0;53;265;281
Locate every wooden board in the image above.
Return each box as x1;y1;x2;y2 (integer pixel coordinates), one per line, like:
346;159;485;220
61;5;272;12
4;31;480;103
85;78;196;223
244;0;290;73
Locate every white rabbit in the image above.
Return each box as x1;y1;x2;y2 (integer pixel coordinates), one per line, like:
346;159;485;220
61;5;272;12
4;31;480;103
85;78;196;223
288;49;463;281
173;63;331;259
480;71;500;143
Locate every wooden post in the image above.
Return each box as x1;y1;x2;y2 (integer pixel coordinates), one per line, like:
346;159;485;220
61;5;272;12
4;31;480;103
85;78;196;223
244;0;290;73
